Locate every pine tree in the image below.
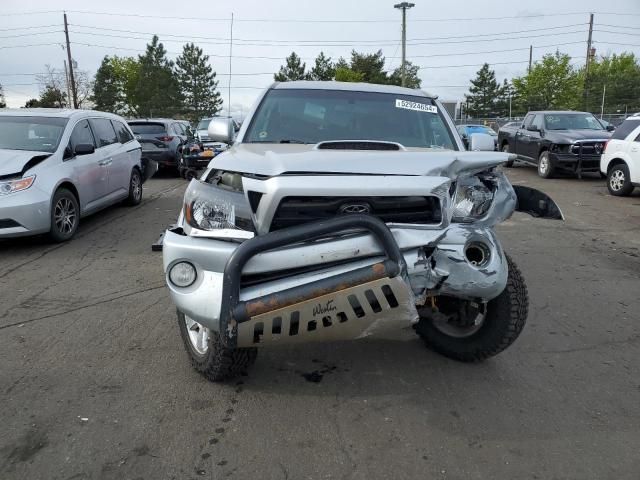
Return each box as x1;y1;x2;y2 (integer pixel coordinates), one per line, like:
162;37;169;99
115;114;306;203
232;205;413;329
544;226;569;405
308;52;335;81
465;63;504;117
0;83;6;108
274;52;308;82
349;50;388;84
175;43;223;123
134;36;181;117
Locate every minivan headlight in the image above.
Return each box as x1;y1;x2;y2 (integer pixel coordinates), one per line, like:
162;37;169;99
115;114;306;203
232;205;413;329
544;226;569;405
0;175;36;195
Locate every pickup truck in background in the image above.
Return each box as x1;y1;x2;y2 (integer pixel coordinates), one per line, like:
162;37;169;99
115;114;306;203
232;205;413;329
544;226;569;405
497;110;613;178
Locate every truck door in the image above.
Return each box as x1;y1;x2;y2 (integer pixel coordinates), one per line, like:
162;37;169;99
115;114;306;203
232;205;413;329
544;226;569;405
523;114;544;161
515;114;535;161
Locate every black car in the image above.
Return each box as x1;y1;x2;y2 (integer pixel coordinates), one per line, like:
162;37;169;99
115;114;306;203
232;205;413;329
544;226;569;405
128;119;190;173
498;111;613;178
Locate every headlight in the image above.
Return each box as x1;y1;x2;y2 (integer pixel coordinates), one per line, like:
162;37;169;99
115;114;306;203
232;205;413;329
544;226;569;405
169;261;197;287
182;176;255;239
0;175;36;195
452;182;493;222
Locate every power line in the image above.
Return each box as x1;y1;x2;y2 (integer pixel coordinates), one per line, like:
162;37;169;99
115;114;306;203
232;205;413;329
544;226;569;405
69;22;585;44
0;30;61;39
595;29;640;37
0;43;61;49
0;24;60;32
417;57;586;70
390;41;585;59
597;24;640;30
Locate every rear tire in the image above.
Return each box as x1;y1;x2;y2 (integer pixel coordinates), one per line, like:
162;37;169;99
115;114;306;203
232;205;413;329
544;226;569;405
502;143;514;167
177;311;257;382
415;255;528;362
125;169;143;206
607;163;634;196
537;151;554;179
48;188;80;242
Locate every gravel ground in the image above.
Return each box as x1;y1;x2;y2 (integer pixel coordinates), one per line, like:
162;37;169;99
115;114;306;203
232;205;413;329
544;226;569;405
1;166;638;480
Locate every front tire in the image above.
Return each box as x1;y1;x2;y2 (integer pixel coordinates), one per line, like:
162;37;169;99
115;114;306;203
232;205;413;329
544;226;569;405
415;255;528;362
48;188;80;242
537;151;554;178
177;311;257;381
607;163;634;196
502;143;514;167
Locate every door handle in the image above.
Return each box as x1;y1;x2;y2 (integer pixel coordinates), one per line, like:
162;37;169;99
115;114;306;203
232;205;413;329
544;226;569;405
99;159;113;166
631;147;639;152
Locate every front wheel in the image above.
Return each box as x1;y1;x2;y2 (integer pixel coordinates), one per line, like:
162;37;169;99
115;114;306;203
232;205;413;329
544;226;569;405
415;255;528;362
502;143;514;167
607;163;634;196
48;188;80;242
537;151;555;179
177;311;257;381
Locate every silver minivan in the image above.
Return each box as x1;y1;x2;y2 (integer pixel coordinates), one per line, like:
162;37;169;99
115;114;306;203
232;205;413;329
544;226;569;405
0;108;149;241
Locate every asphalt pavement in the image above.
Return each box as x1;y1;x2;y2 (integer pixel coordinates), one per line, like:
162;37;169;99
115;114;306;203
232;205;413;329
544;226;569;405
1;165;639;480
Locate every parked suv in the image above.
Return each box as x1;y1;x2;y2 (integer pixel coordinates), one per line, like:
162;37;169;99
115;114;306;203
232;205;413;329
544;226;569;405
156;81;563;381
0;108;148;241
128;119;188;173
600;115;640;196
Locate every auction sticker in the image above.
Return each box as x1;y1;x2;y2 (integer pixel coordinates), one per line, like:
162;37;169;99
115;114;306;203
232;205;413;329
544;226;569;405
395;99;438;113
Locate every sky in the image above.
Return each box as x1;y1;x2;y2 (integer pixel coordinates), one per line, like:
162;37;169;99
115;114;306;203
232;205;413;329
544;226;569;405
1;0;639;118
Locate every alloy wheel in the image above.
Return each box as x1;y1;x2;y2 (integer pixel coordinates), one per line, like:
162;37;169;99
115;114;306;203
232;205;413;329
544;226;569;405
54;198;77;235
184;315;209;355
539;155;549;174
609;169;625;192
132;173;142;201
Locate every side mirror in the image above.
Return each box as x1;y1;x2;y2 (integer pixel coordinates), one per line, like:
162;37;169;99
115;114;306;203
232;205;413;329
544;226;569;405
74;143;95;156
468;133;495;152
606;125;615;132
207;117;234;144
527;124;540;132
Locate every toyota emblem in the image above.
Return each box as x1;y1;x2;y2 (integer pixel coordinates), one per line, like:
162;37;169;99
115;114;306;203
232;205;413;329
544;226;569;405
339;203;371;214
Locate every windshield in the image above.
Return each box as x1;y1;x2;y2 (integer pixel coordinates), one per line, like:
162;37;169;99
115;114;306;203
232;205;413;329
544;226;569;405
197;119;211;130
544;114;605;131
0;116;68;153
465;125;497;136
244;89;457;149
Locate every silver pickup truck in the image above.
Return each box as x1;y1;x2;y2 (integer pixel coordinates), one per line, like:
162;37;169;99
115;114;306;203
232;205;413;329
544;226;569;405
156;81;563;382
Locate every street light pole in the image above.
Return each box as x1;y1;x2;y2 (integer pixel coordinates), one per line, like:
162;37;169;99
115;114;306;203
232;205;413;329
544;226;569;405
394;2;415;87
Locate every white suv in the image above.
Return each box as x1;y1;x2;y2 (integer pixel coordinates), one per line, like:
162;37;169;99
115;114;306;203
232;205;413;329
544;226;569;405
601;115;640;196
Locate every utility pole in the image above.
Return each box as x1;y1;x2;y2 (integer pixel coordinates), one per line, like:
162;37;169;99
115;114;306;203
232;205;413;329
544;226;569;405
394;2;415;87
228;12;233;117
528;45;532;73
63;60;72;107
63;12;78;109
584;13;594;110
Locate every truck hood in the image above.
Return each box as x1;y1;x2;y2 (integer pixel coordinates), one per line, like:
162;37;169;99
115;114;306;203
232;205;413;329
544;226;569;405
546;129;611;142
212;144;511;179
0;149;52;178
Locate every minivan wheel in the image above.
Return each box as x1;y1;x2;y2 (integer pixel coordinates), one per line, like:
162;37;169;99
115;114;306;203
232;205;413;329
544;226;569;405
414;255;528;362
177;310;257;382
48;188;80;242
607;163;634;196
126;169;143;206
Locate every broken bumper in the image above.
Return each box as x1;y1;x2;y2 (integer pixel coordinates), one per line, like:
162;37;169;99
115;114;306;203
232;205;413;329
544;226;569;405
162;215;508;346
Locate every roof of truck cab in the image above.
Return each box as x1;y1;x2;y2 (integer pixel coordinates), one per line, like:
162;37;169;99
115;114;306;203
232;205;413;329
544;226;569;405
271;80;434;97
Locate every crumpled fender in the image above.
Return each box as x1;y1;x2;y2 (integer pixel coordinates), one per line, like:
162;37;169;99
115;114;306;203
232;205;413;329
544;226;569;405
513;185;564;220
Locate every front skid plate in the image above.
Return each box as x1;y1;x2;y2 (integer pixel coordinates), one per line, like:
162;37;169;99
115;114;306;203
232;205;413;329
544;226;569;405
236;275;417;348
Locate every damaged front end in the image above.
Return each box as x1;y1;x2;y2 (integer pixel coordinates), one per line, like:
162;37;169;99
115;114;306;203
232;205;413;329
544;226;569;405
160;156;562;349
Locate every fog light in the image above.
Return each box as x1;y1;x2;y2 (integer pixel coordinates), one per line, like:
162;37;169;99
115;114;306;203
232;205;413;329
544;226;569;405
169;262;197;287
